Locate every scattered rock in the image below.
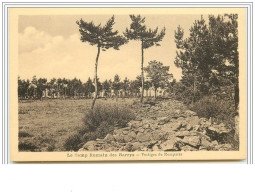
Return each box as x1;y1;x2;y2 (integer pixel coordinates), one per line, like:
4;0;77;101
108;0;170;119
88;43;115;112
186;124;193;131
152;144;161;151
176;131;197;137
104;134;114;143
128;131;137;139
214;144;232;151
132;142;143;151
193;125;200;131
185;110;197;116
160;139;177;151
182;136;201;148
206;125;232;143
82;141;97;151
143;124;151;129
123;143;133;151
113;134;124;143
122;130;129;135
123;134;134;143
136;132;151;142
161;122;182;132
78;99;234;152
200;137;212;149
158;116;171;125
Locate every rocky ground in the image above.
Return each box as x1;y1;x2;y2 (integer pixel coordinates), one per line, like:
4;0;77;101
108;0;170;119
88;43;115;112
79;99;237;152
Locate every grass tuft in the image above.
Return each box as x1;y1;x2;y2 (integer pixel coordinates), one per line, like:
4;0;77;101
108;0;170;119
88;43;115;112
64;103;135;151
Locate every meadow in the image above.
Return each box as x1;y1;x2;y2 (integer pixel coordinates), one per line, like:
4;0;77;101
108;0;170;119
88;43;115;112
18;98;135;152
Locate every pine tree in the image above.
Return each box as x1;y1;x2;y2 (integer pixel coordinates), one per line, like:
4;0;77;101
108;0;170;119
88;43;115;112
124;15;165;104
144;60;172;99
77;15;127;109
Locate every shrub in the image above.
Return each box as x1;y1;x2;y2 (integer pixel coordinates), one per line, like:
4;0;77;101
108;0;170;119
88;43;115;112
19;131;32;138
64;103;135;151
19;135;56;152
190;96;236;129
190;96;238;149
82;103;135;133
63;133;82;151
18;138;38;151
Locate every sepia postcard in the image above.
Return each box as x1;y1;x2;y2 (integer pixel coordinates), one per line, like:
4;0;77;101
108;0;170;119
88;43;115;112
9;7;247;161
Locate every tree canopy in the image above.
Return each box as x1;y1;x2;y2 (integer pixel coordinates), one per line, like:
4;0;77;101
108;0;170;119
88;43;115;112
144;60;172;98
77;15;127;51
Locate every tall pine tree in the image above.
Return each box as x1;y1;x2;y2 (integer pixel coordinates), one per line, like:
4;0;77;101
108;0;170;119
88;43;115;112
77;15;127;109
125;15;165;104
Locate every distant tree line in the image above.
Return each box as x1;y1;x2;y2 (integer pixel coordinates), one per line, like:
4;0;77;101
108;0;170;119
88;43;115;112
18;60;173;100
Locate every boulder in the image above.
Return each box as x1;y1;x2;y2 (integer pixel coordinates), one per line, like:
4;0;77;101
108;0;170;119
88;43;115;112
152;144;161;151
185;110;197;116
136;132;151;142
122;130;129;135
214;144;233;151
131;142;142;151
200;137;212;150
206;125;232;143
143;124;151;129
136;128;145;133
158;116;171;125
186;124;193;131
161;122;182;132
188;116;200;127
123;134;134;143
150;130;168;141
128;131;137;139
193;125;200;131
123;143;133;151
82;141;97;151
113;128;123;135
104;134;114;143
182;136;201;147
175;131;197;137
127;120;142;129
181;145;198;151
113;134;124;143
160;139;177;151
174;109;181;115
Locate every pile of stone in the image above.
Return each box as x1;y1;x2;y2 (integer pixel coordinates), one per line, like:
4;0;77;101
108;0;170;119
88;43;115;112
79;99;234;152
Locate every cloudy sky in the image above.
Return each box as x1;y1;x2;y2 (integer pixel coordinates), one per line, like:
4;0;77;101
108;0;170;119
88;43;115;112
18;14;203;82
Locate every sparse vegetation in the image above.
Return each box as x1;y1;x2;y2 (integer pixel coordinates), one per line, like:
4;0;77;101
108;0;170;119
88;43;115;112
19;99;136;152
63;103;135;151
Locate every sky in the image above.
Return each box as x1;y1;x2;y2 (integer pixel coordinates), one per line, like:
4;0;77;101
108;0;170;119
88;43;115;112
18;14;203;82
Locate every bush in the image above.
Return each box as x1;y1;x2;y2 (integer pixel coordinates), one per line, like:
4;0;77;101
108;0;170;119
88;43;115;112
18;140;38;151
19;134;56;152
190;96;236;129
63;133;82;151
82;103;135;132
19;131;32;138
63;103;135;151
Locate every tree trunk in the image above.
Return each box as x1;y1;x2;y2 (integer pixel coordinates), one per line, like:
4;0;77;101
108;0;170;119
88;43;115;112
140;40;144;104
91;45;101;109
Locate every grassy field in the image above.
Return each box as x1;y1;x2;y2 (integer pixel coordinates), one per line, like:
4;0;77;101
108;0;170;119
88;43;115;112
18;98;135;151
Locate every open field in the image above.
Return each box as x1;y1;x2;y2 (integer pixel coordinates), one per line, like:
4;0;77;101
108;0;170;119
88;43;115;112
18;97;238;152
18;98;135;151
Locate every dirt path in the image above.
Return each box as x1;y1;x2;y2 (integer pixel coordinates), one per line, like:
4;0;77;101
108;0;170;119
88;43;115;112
80;99;236;152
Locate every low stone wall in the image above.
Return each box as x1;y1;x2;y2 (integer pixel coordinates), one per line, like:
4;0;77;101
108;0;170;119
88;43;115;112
79;100;234;152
